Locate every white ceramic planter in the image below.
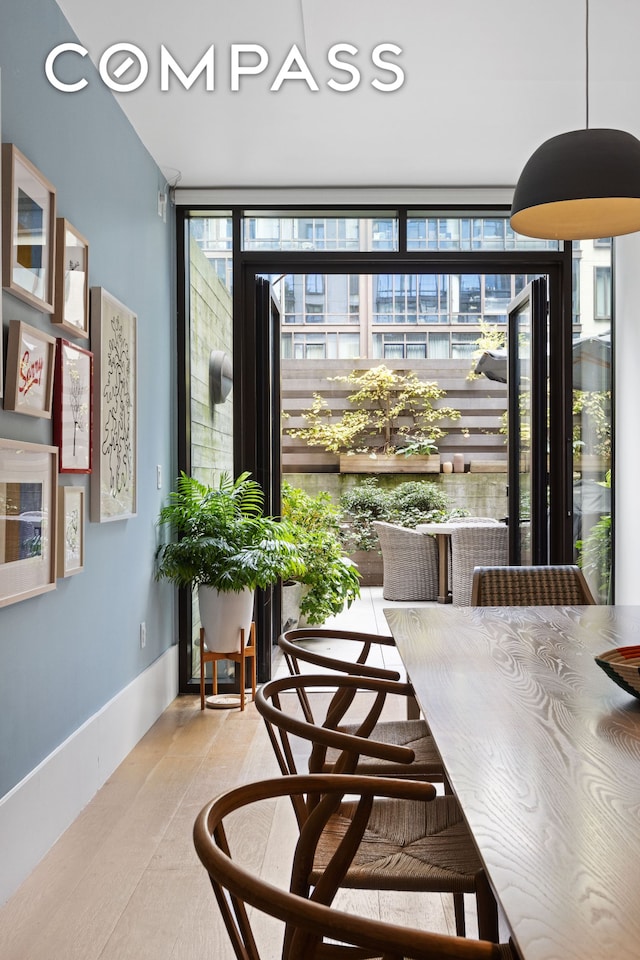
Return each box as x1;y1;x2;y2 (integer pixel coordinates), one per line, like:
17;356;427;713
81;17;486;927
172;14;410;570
198;585;255;652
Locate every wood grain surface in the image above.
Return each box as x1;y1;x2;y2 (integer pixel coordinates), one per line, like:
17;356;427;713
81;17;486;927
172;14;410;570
384;604;640;960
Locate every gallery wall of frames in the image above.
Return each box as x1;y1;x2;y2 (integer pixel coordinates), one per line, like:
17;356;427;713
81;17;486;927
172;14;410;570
0;141;137;607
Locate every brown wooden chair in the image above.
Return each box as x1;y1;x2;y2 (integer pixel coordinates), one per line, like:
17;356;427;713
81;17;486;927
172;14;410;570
471;564;596;606
279;624;425;742
258;671;444;782
194;773;517;960
199;623;256;711
256;674;498;941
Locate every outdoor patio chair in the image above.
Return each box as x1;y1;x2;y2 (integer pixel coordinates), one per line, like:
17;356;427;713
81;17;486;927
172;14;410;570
256;675;499;940
471;564;596;606
449;525;509;606
372;521;439;601
194;773;517;960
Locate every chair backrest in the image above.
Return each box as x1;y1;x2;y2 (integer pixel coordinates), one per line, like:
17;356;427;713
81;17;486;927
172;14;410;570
471;564;596;606
256;673;421;825
193;773;508;960
279;626;399;681
372;521;439;601
449;525;509;605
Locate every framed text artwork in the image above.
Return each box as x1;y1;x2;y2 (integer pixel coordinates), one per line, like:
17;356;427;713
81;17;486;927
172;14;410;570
90;287;137;522
52;219;89;338
57;486;85;577
1;143;56;313
0;439;58;607
4;319;56;418
54;339;93;473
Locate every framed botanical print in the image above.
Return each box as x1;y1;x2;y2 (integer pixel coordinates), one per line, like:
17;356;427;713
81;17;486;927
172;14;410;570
4;319;56;418
54;339;93;473
0;439;58;607
90;286;137;522
1;143;56;313
52;219;89;338
57;486;85;577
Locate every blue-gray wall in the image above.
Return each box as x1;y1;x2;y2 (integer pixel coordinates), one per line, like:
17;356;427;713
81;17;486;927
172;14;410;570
0;0;175;797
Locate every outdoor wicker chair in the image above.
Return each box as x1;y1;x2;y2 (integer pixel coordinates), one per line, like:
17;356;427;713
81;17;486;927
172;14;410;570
372;521;439;601
256;675;499;940
449;525;509;606
471;564;596;606
194;773;517;960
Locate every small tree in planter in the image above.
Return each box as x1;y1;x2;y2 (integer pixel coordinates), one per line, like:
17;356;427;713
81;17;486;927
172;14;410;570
281;482;361;626
288;364;461;470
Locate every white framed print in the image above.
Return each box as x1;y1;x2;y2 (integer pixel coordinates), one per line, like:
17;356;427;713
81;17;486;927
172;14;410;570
90;286;137;522
57;485;85;577
4;319;56;418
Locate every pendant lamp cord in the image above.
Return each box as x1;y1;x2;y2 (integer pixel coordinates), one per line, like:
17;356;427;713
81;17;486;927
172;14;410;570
585;0;590;129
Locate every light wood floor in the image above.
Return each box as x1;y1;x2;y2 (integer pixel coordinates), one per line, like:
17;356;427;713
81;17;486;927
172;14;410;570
0;589;466;960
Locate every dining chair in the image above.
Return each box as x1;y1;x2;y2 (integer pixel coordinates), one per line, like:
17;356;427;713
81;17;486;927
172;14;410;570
256;674;498;940
279;623;421;723
199;623;257;711
257;671;444;782
471;564;596;606
194;773;516;960
449;526;509;606
372;520;439;600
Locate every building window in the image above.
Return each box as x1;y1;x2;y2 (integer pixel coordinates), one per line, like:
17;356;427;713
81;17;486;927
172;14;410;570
594;266;612;320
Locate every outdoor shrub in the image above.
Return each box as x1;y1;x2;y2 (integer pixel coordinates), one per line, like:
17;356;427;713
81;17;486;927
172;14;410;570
339;477;465;553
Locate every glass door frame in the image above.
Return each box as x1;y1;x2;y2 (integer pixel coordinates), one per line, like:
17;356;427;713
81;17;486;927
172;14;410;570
176;205;574;690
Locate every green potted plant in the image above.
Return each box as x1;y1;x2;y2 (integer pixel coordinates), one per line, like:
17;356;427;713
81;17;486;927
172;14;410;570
281;482;361;626
155;472;304;651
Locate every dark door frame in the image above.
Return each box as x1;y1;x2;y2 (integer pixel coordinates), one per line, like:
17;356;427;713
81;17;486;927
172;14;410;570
176;206;573;691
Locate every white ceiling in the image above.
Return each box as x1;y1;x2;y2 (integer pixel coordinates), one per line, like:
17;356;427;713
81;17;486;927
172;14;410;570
54;0;640;191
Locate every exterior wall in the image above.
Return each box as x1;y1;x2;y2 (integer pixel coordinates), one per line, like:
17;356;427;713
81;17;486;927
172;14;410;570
189;238;234;483
0;0;175;901
282;358;507;473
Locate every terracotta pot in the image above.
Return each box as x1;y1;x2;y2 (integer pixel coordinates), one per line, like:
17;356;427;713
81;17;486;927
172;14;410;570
198;585;254;653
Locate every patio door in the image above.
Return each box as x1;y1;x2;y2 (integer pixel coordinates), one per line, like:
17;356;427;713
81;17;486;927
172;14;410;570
507;277;548;564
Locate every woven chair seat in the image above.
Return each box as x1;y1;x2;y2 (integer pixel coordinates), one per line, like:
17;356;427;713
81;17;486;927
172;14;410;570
312;794;483;894
325;719;443;779
373;521;439;601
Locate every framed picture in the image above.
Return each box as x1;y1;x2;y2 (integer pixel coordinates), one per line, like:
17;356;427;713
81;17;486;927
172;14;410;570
0;78;3;399
4;319;56;418
57;486;84;577
0;439;58;607
1;143;56;313
54;339;93;473
52;219;89;338
90;286;137;522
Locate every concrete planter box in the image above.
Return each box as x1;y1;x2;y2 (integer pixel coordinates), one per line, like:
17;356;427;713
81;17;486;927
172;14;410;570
339;453;441;474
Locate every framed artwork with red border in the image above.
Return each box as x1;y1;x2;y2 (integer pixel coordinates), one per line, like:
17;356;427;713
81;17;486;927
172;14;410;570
54;338;93;474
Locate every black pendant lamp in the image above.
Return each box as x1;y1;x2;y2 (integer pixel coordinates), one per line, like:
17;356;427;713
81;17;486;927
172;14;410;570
510;0;640;240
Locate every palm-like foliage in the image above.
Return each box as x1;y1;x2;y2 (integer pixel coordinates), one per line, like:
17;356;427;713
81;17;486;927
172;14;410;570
155;472;304;592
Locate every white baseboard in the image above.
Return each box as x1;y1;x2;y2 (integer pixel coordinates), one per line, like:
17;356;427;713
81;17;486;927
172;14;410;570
0;645;178;906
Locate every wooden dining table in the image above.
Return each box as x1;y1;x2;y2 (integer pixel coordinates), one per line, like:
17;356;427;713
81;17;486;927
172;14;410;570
384;603;640;960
